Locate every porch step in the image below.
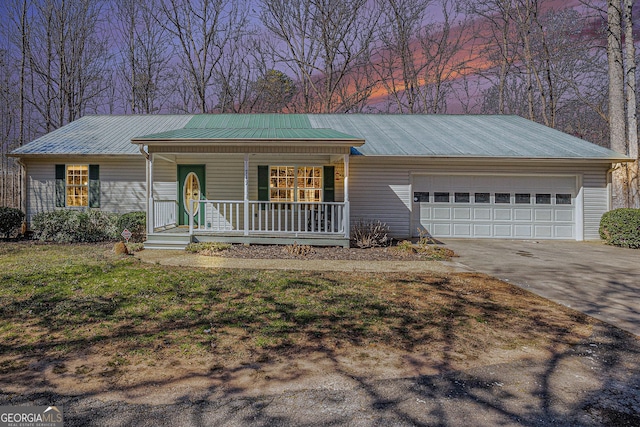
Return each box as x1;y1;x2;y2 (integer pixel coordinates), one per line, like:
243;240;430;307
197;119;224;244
144;233;191;250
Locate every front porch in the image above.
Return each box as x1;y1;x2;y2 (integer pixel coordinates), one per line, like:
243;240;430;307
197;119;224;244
132;114;366;250
146;200;350;249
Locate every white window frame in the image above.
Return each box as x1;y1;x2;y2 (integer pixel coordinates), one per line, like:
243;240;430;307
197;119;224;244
66;164;89;207
269;166;323;202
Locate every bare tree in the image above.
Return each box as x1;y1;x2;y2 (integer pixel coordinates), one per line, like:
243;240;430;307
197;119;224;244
606;0;632;208
25;0;110;131
0;46;20;208
623;0;638;207
157;0;250;113
373;0;432;113
112;0;176;114
465;0;516;114
260;0;379;113
416;0;472;113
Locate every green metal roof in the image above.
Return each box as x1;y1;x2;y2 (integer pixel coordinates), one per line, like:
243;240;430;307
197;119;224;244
185;114;312;129
132;127;363;142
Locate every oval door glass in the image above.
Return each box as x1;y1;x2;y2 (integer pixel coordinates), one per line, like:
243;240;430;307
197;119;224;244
183;172;201;215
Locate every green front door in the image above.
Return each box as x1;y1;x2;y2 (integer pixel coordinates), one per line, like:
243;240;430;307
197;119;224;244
178;165;206;226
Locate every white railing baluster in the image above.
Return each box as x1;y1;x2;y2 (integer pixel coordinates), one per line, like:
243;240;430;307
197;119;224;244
152;200;178;230
179;200;346;236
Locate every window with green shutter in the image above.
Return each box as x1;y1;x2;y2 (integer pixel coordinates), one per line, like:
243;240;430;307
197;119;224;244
323;166;334;202
89;165;100;208
56;164;100;208
262;165;328;202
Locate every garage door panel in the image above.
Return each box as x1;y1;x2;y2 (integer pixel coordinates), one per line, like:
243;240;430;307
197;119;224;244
413;174;576;239
535;209;553;221
432;223;451;235
453;223;471;236
534;225;552;238
433;208;451;219
473;208;491;220
493;224;512;237
514;209;532;221
514;224;533;238
555;210;573;222
453;208;471;220
494;209;512;220
473;224;492;236
419;205;431;220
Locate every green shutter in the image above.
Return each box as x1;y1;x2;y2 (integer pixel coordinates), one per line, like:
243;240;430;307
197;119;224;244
258;165;269;201
55;164;65;207
89;165;100;208
323;166;335;202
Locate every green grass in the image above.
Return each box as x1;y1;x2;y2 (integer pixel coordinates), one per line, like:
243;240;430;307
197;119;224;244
0;242;591;367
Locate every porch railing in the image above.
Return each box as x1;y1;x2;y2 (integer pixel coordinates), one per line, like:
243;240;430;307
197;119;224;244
184;200;346;236
154;199;178;229
248;202;345;234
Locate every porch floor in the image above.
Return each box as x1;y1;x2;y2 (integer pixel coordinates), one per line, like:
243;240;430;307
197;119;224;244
146;226;350;250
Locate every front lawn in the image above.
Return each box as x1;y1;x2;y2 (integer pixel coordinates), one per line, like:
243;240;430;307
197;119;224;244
0;242;594;384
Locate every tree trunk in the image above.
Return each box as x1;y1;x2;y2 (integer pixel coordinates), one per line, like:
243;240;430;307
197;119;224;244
607;0;627;208
623;0;638;207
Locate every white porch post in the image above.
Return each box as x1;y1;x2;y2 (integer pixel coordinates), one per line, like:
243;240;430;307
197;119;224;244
244;153;249;236
147;151;154;235
343;153;350;239
575;175;584;241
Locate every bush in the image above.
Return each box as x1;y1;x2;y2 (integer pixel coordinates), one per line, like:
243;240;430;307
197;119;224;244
283;242;314;257
392;239;456;260
350;218;391;248
185;241;231;255
599;208;640;248
0;207;25;238
117;211;146;242
31;209;120;243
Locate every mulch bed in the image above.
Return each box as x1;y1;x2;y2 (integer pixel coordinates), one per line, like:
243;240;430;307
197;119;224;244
213;243;445;261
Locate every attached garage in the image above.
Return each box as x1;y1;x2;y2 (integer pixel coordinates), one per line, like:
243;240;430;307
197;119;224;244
320;114;631;242
411;174;577;239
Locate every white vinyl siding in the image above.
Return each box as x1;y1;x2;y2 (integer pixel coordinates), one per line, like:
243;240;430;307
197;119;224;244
151;154;342;203
24;157;146;222
582;170;609;240
24;154;611;241
349;157;611;241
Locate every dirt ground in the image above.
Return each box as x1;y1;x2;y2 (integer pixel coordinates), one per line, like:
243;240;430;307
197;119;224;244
2;320;639;426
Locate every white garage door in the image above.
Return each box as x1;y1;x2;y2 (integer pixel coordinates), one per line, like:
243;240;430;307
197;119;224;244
412;175;576;239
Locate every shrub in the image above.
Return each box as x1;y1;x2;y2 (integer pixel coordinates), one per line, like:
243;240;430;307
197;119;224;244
126;242;145;253
599;208;640;248
283;242;314;257
31;209;120;243
113;241;129;255
0;207;25;239
392;239;456;260
185;241;232;255
394;240;416;253
351;218;391;248
117;211;146;242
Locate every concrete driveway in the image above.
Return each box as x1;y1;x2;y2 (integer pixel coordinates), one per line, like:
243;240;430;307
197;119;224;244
443;239;640;337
